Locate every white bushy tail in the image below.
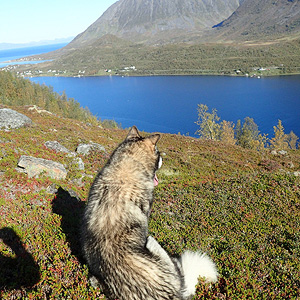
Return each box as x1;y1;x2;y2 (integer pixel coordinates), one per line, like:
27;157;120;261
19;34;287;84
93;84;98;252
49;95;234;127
180;250;218;298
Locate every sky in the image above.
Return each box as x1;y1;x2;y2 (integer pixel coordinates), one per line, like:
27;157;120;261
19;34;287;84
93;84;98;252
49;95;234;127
1;0;117;44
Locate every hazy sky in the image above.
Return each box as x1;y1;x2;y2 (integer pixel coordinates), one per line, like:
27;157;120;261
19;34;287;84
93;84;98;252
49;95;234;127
1;0;117;44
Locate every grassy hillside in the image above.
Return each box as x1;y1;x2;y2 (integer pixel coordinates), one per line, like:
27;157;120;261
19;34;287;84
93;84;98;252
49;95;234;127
0;105;299;299
11;37;300;77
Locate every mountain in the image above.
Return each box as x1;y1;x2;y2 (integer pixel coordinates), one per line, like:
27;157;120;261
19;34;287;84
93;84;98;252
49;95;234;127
68;0;241;46
212;0;300;42
12;0;300;77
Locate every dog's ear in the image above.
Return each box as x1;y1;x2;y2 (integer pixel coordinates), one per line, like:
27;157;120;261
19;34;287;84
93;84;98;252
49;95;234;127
126;126;141;140
146;134;160;146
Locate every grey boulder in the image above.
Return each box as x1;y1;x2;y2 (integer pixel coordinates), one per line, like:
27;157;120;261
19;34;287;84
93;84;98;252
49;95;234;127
17;155;68;180
0;108;32;130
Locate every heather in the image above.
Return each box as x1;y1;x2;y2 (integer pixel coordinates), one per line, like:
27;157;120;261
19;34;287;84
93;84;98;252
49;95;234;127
0;106;299;299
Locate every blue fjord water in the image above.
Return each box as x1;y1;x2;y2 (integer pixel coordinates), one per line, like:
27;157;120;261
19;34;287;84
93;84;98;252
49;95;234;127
30;75;300;138
1;44;300;137
0;43;67;67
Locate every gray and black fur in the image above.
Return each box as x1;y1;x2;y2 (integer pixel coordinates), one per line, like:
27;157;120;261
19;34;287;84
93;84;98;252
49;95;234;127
81;126;218;300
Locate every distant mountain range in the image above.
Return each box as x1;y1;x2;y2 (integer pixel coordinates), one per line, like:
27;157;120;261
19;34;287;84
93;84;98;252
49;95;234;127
0;37;74;51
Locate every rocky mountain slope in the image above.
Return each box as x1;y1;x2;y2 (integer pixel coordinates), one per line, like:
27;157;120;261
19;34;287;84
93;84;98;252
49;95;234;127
68;0;241;46
213;0;300;42
68;0;300;46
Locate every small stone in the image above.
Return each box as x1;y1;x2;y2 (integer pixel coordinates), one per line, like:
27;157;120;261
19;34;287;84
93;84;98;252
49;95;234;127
72;157;85;170
44;141;75;156
278;150;287;156
76;142;106;155
46;183;59;194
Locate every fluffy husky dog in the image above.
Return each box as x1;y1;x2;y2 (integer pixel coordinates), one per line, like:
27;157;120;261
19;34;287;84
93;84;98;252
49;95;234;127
81;126;218;300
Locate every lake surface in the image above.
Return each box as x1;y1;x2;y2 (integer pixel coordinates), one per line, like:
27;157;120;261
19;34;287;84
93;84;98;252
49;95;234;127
30;75;300;138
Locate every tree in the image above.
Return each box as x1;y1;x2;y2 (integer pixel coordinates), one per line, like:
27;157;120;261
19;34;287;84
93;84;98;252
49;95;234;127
287;130;299;150
235;119;242;142
236;117;259;148
220;120;235;145
269;120;289;150
195;104;220;140
235;117;266;151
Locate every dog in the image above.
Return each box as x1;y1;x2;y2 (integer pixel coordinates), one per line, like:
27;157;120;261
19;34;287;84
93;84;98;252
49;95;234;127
81;126;218;299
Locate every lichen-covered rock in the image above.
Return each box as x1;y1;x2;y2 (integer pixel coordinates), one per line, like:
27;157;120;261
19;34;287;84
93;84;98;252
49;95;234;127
0;108;32;130
44;141;76;157
17;155;68;180
76;142;106;155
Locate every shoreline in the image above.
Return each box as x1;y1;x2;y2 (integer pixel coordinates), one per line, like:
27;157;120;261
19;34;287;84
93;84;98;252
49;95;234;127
1;58;300;78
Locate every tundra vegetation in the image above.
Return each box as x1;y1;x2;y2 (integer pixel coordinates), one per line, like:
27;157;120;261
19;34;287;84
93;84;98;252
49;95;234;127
0;71;299;299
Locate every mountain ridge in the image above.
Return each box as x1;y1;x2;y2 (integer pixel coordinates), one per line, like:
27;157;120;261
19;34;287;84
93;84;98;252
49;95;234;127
212;0;300;42
68;0;300;46
68;0;241;46
8;0;300;77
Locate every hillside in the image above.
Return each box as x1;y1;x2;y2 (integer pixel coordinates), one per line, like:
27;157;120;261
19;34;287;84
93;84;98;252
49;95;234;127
14;36;300;77
0;103;299;298
0;73;300;298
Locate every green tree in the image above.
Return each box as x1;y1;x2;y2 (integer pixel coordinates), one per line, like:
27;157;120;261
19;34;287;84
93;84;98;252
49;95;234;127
235;119;242;142
236;117;266;150
237;117;259;148
195;104;220;140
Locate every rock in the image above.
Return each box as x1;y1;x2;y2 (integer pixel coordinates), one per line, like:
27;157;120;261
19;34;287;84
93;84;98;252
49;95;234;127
0;108;32;130
28;105;52;115
278;150;287;156
46;183;59;194
294;171;300;177
72;157;85;170
271;150;277;156
44;141;75;156
76;142;106;155
285;161;295;169
17;155;68;180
